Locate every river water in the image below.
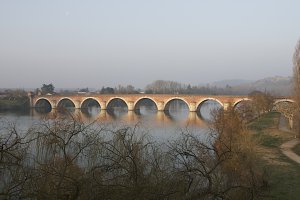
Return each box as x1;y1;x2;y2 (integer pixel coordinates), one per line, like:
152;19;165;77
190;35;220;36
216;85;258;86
0;101;221;141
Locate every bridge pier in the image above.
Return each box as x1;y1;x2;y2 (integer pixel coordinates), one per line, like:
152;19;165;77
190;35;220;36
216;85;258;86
74;100;81;109
27;92;34;107
188;112;197;123
223;102;230;111
100;101;107;110
127;101;135;111
289;117;293;129
157;101;165;111
51;100;57;109
189;102;197;112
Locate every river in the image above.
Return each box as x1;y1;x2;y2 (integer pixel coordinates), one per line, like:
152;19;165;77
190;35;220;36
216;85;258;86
0;100;221;141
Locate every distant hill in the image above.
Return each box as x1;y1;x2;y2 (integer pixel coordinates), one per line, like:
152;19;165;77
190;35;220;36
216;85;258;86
210;76;292;96
211;79;253;87
248;76;292;96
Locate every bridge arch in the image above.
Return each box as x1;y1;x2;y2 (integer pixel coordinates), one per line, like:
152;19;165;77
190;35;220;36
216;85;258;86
233;98;252;109
274;99;295;105
196;98;223;111
57;97;76;108
80;97;101;109
35;97;52;107
106;97;129;110
164;97;189;111
134;97;158;110
35;98;53;111
273;99;296;114
273;99;296;129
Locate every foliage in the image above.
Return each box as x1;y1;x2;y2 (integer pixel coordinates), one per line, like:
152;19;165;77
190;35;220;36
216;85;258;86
0;89;29;111
78;87;89;92
100;86;115;94
41;83;55;95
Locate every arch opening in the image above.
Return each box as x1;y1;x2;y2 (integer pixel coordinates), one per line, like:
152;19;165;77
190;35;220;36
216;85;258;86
81;98;101;117
164;99;189;121
106;98;128;118
197;99;223;121
57;98;76;112
35;99;52;113
134;98;158;116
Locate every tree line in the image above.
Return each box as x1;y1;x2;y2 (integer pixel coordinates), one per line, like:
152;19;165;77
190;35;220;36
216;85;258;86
36;80;280;96
0;89;30;111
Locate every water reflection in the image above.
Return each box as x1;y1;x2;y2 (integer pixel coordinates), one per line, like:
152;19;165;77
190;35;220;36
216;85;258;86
32;107;210;128
0;103;221;141
198;101;223;120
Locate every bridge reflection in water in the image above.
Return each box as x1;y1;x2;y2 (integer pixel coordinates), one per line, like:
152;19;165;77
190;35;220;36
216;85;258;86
31;103;221;128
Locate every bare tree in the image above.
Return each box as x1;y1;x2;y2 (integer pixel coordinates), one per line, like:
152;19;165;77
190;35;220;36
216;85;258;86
0;109;269;199
168;107;268;199
86;125;180;199
293;39;300;135
23;116;103;199
248;91;274;118
145;80;186;94
0;120;33;199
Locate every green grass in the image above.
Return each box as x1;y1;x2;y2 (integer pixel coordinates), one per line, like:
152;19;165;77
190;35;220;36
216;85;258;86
250;112;284;148
249;112;280;131
263;156;300;200
259;134;283;148
249;112;300;199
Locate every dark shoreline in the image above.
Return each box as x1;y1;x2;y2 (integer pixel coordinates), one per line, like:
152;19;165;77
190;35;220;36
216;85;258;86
0;100;30;112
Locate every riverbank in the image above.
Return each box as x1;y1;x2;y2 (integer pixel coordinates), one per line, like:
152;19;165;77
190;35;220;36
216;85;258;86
0;90;30;110
249;112;300;199
0;99;28;110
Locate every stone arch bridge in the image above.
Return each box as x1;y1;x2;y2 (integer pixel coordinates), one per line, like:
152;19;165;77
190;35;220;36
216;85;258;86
29;94;252;112
28;93;296;128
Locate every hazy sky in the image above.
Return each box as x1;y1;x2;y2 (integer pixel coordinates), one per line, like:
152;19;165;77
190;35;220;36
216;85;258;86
0;0;299;89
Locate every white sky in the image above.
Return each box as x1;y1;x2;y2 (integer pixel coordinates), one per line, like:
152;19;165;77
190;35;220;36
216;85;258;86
0;0;299;89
